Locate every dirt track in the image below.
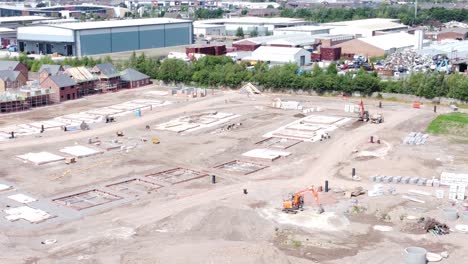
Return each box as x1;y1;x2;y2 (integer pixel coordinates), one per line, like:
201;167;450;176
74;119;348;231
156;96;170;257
0;88;466;264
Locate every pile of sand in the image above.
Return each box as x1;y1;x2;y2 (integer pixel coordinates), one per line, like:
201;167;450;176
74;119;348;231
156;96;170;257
152;204;276;241
260;207;350;232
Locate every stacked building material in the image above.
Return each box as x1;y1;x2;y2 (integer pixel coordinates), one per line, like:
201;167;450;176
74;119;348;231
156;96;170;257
403;132;429;145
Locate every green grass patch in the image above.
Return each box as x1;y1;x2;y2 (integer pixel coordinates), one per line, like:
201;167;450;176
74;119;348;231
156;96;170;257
291;240;302;248
455;104;468;109
427;113;468;137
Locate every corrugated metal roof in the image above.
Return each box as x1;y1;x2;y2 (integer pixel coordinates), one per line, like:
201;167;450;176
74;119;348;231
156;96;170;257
323;18;407;32
121;68;149;82
245;46;310;63
0;16;50;23
359;32;417;51
198;17;306;25
233;33;310;45
419;40;468;58
323;18;401;27
0;27;15;33
274;25;333;32
266;34;317;46
49;18;190;30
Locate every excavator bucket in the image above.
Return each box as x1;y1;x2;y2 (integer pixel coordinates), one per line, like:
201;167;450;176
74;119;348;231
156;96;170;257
282;201;293;209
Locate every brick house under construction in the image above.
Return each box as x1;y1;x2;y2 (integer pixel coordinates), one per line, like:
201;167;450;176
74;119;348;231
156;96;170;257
91;63;122;92
40;73;78;103
0;61;29;80
0;70;27;92
0;89;52;113
64;66;98;96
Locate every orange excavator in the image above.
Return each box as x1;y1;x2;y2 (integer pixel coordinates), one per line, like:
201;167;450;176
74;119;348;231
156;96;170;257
282;186;323;214
358;99;370;122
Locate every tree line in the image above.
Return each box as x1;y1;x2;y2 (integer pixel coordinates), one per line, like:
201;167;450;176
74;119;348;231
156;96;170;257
280;5;468;26
11;53;113;72
4;52;467;101
122;53;467;102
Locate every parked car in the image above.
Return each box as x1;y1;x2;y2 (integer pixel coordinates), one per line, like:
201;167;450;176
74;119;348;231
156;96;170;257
7;44;17;52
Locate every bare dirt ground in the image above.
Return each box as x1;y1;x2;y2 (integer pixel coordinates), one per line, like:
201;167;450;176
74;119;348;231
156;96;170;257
0;87;467;264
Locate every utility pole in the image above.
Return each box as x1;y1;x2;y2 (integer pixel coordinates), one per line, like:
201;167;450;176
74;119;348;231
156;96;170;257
415;0;418;19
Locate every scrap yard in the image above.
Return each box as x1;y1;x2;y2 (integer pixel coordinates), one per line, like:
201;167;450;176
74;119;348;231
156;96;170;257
0;84;467;264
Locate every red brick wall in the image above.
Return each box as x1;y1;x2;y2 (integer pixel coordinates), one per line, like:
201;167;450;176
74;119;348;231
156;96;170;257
14;63;29;80
437;32;467;41
333;39;384;57
40;77;78;103
126;78;150;88
232;43;261;51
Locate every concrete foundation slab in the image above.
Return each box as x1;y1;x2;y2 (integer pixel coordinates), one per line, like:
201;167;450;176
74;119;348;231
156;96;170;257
146;91;169;96
145;168;209;184
17;152;65;165
8;194;37;204
59;145;103;157
155;112;241;133
106;178;163;197
4;206;54;223
0;184;13;192
214;160;268;175
255;137;302;149
264;115;350;142
242;148;291;161
53;189;123;211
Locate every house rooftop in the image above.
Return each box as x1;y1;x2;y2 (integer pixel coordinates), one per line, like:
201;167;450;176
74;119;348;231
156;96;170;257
0;70;20;81
39;64;62;75
0;61;20;71
93;63;120;78
49;73;76;88
121;68;150;82
65;66;96;82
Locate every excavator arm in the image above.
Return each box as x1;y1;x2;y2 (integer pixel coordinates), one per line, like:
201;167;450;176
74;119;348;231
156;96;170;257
282;186;320;213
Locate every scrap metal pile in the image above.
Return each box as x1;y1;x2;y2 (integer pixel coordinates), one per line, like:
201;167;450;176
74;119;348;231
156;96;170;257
382;50;435;73
422;217;450;236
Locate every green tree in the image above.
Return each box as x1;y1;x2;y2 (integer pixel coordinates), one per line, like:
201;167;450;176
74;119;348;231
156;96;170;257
250;28;259;37
235;27;244;38
159;59;191;83
326;62;338;75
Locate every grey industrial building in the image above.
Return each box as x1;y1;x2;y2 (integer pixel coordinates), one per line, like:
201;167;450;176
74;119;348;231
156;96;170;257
17;18;193;56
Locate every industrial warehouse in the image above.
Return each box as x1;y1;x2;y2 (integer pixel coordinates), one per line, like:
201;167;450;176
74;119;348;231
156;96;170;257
17;18;193;56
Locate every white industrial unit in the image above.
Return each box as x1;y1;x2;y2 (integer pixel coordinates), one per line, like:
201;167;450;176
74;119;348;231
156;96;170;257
273;25;332;36
243;46;311;66
324;18;408;38
193;23;225;37
196;17;309;36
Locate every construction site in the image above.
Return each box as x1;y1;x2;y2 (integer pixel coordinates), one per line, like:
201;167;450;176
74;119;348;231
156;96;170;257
0;82;467;264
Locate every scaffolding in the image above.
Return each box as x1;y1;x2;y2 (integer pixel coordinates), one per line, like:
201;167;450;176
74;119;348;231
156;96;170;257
96;77;126;93
0;88;53;113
